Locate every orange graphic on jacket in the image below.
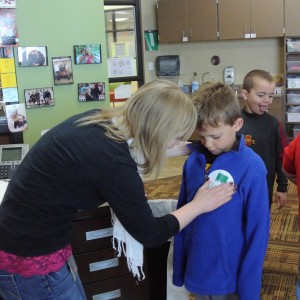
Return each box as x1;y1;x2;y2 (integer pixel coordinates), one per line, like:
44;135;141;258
244;135;256;147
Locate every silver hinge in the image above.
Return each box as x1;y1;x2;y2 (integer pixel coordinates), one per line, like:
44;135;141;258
217;31;220;38
283;27;285;34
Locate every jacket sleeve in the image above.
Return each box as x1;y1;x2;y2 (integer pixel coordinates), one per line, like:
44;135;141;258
237;172;270;300
275;120;288;193
172;161;188;287
283;137;297;176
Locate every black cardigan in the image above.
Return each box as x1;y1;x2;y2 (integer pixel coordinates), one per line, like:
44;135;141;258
0;110;179;257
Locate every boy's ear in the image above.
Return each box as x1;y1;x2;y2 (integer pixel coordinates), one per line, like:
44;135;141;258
233;117;244;131
240;89;248;100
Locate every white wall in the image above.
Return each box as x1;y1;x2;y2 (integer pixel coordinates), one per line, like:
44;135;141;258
140;1;284;86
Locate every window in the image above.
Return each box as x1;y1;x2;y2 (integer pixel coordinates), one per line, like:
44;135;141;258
104;0;143;105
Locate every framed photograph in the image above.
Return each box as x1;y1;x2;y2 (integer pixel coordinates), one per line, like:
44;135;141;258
78;82;105;102
24;87;54;109
52;56;73;85
0;0;16;8
0;46;14;58
73;44;101;65
0;9;18;46
17;46;47;67
5;103;27;133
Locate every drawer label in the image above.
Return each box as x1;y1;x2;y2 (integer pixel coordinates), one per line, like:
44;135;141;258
89;258;119;272
92;289;121;300
85;227;113;241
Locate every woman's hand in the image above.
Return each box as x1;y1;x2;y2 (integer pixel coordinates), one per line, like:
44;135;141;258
193;181;236;214
171;181;236;231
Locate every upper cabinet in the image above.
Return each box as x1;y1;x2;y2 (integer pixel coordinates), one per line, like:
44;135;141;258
157;0;218;43
218;0;284;40
285;0;300;36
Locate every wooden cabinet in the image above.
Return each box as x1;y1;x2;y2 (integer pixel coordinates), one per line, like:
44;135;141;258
283;37;300;140
157;0;218;43
218;0;284;40
157;0;284;43
71;206;149;300
284;0;300;36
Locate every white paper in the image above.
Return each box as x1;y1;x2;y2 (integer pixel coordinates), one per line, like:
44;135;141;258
107;58;136;77
2;87;18;102
114;84;132;99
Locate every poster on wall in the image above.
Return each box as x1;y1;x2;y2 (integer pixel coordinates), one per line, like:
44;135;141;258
5;103;27;133
24;87;54;109
0;0;16;8
52;56;73;85
0;9;18;46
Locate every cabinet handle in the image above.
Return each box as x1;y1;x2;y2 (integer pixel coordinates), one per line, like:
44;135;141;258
189;28;192;38
89;258;119;272
182;29;188;42
92;289;121;300
251;25;256;38
85;227;113;241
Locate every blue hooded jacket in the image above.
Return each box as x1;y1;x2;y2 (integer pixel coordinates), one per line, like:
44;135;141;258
173;135;270;300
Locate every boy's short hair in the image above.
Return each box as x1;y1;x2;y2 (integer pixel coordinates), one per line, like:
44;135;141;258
193;82;241;130
242;69;274;92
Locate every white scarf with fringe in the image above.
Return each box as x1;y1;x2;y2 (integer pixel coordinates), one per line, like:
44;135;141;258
111;199;178;281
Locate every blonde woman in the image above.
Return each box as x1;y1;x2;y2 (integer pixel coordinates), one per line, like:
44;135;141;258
0;79;235;300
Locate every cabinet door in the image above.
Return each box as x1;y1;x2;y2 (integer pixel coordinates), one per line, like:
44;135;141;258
218;0;250;40
157;0;187;43
187;0;218;41
251;0;284;38
285;0;300;36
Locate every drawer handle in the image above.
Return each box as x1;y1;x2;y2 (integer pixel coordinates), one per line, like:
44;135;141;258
89;258;119;272
92;289;121;300
85;227;113;241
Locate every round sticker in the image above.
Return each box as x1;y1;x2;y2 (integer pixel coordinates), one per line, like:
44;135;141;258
208;169;234;188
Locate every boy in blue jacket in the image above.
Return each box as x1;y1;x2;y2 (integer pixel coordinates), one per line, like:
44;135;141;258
172;82;270;300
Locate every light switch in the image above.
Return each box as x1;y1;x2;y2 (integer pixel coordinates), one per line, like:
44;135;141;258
148;62;154;71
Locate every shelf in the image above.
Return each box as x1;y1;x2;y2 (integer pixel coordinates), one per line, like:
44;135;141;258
286;88;300;91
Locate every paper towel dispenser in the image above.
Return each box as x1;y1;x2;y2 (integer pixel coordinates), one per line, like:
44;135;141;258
156;55;180;77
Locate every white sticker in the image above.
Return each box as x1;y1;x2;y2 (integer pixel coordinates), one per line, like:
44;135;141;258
208;169;234;188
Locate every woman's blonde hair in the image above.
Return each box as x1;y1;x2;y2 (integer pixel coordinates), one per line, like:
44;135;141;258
78;79;197;176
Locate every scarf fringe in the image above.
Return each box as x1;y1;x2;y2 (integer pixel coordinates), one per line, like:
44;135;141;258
111;209;145;281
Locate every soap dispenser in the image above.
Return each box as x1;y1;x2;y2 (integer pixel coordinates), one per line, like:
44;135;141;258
191;72;199;93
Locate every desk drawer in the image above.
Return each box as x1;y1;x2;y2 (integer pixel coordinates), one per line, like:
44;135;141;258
72;215;113;254
83;274;148;300
74;248;129;284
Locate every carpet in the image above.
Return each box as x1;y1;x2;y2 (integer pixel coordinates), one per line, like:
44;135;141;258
144;176;299;300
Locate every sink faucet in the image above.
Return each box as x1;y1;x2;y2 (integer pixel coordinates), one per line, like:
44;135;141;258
202;72;214;84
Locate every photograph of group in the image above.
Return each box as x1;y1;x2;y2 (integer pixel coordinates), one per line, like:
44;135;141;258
73;44;101;64
24;87;54;109
78;82;105;102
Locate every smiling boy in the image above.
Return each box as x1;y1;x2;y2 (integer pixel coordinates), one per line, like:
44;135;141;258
238;69;288;208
